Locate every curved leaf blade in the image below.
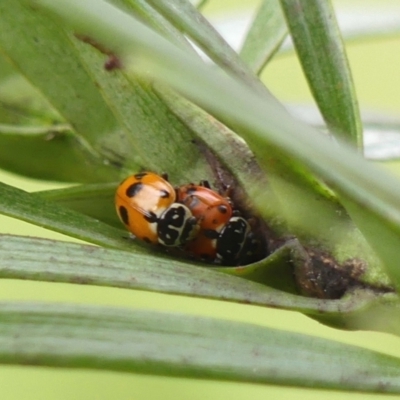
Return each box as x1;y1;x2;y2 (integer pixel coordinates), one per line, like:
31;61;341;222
115;0;193;50
1;234;400;336
0;234;300;305
239;0;288;74
147;0;268;93
279;0;362;149
37;183;119;226
0;124;120;182
0;181;146;252
1;302;400;393
279;5;400;54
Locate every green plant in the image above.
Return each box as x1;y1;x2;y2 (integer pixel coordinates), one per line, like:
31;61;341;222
1;0;400;397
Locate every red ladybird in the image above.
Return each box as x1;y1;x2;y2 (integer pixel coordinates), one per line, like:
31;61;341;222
176;182;251;263
115;172;198;246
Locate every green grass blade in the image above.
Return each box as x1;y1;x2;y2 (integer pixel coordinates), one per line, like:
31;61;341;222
279;0;363;149
0;53;15;80
1;234;399;335
0;234;304;308
0;72;119;182
0;181;144;252
38;183;119;227
239;0;288;74
116;0;193;49
0;124;120;182
279;6;400;55
0;73;61;125
146;0;267;93
2;301;400;392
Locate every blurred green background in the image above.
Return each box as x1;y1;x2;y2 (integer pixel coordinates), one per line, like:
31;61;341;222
1;1;400;399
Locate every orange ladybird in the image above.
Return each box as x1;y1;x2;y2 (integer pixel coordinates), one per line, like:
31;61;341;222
115;172;198;246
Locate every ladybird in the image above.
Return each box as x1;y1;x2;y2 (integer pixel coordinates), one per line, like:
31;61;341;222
115;172;199;246
176;182;252;264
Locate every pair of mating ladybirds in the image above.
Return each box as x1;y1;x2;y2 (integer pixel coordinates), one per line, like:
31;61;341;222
115;171;257;265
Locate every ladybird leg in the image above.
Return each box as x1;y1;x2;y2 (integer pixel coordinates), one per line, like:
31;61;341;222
199;180;211;189
161;172;169;181
120;232;137;241
212;257;223;266
143;211;158;223
182;215;201;242
134;171;148;180
203;229;220;239
220;184;233;198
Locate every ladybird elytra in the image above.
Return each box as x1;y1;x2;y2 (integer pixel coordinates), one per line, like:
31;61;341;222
177;183;233;232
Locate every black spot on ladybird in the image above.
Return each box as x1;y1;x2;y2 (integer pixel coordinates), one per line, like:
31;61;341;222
217;205;228;214
126;182;143;198
118;206;129;225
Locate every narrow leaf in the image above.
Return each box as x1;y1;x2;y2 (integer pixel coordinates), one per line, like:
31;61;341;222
0;124;120;182
280;0;363;149
37;183;119;227
114;0;193;50
0;181;146;252
1;302;400;393
1;234;399;336
239;0;288;74
279;6;400;54
0;234;305;308
146;0;269;93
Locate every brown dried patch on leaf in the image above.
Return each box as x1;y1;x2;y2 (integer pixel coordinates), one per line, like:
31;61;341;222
292;247;394;299
75;34;123;70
